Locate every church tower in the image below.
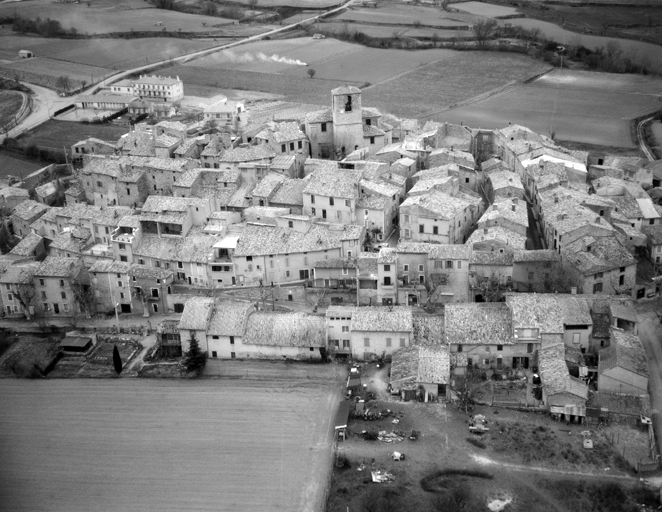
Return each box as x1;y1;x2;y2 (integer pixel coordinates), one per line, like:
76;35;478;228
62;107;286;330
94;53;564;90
331;85;364;157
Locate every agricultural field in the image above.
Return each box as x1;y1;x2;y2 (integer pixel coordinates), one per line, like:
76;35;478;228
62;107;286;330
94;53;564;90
0;90;24;126
332;3;477;28
0;152;44;180
437;69;662;148
161;62;363;105
17;120;127;151
361;51;551;118
0;378;341;512
0;36;223;70
453;1;520;18
315;22;468;40
0;0;235;34
0;57;113;88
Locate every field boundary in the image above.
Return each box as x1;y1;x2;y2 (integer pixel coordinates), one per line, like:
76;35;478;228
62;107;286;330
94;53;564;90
1;91;32;133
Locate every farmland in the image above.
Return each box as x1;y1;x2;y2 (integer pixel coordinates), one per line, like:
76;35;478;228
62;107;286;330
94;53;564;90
17;120;127;151
0;58;113;89
453;1;520;18
436;69;662;148
310;22;469;41
361;51;551;117
331;3;477;28
0;36;224;70
0;90;23;126
0;152;44;180
0;0;235;35
0;377;341;512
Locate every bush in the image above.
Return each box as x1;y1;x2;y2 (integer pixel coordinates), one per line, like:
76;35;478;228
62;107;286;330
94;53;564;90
465;437;486;449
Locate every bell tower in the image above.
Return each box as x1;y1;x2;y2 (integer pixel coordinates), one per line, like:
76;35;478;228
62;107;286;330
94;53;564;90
331;85;364;157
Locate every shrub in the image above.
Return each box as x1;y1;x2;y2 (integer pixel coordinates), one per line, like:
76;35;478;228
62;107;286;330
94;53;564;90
466;437;486;449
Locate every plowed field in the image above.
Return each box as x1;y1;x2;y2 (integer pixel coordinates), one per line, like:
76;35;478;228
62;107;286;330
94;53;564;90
0;377;341;512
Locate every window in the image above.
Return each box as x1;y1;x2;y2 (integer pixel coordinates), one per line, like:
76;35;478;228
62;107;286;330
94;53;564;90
151;288;159;298
288;221;293;228
370;136;375;145
285;271;290;277
41;291;47;299
419;224;424;233
321;123;327;132
343;340;350;349
527;343;533;353
497;345;503;351
403;214;410;224
384;276;391;286
619;275;624;286
404;228;410;238
594;272;603;279
61;291;67;299
619;266;625;273
446;260;453;269
322;210;327;219
6;293;12;301
384;265;390;271
399;337;405;347
386;337;392;347
42;303;50;311
403;264;409;271
593;282;603;293
342;326;349;333
419;275;425;284
245;256;252;262
364;337;370;347
310;195;315;204
311;207;316;216
329;197;334;206
230;336;235;345
298;140;303;149
457;261;462;269
345;95;352;112
96;181;102;187
281;144;286;153
342;268;348;275
418;265;424;272
431;224;440;236
117;281;123;288
211;351;217;358
63;304;69;312
59;280;65;287
345;199;350;207
457;344;463;352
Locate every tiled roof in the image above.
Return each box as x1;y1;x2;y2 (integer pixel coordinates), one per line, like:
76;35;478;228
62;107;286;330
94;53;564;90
357;252;378;277
129;264;173;280
563;235;636;274
412;165;455;181
207;301;255;336
0;263;39;284
49;228;92;253
12;200;49;221
409;176;455;196
304;167;362;199
445;303;512;345
220;144;275;163
0;186;28;199
305;108;333;124
390;345;449;389
243;312;325;347
227;183;255;209
466;226;527;250
378;247;397;263
469;250;514;266
590;310;611;338
9;233;43;256
350;306;413;332
427;244;471;260
178;297;215;331
357;194;387;209
363;124;385;137
142;195;209;213
118;215;141;228
313;258;357;269
513;250;560;262
89;260;132;274
134;75;181;86
593;176;647;199
360;179;399;198
331;85;361;95
252;173;286;198
400;190;477;220
610;303;638;324
539;342;588;401
234;223;343;257
412;315;445;345
642;224;662;245
506;294;592;333
397;241;432;254
599;330;648;377
35;256;81;278
263;121;306;144
488;170;524;191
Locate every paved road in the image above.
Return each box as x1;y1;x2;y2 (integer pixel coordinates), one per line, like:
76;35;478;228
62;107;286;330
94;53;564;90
0;1;353;144
634;304;662;456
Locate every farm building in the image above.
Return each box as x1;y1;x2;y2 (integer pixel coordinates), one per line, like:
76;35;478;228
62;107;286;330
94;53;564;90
178;296;216;353
241;312;326;360
58;333;95;354
156;320;181;357
206;301;255;359
0;186;29;210
19;50;33;59
598;331;648;396
349;306;413;361
76;94;137;111
390;345;449;401
538;342;588;422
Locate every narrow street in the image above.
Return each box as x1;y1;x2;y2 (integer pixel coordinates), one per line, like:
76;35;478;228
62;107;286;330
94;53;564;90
526;199;544;250
634;302;662;456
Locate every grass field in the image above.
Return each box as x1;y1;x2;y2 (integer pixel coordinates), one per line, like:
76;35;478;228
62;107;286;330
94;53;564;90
316;22;469;40
17;120;127;151
161;62;363;105
0;152;44;180
1;57;113;85
0;90;23;126
361;51;551;117
453;1;520;18
0;378;340;512
0;0;235;34
436;68;662;147
333;4;476;27
0;36;222;70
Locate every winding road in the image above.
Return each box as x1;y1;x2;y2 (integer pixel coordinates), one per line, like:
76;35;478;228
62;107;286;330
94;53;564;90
0;0;354;144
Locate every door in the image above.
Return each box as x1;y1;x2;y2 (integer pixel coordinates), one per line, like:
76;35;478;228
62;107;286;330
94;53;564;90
299;269;310;280
152;303;158;313
120;304;131;313
174;303;184;313
54;304;60;314
232;276;236;285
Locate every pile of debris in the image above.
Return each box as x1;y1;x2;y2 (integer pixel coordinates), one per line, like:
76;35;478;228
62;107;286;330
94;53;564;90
371;470;395;483
378;430;405;443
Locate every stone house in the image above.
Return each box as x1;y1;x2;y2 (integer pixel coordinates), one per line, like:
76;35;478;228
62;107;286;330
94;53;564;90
205;301;255;359
303;167;361;225
11;200;50;238
427;244;471;304
598;330;648;395
511;250;561;293
33;256;86;317
641;225;662;265
349;306;413;361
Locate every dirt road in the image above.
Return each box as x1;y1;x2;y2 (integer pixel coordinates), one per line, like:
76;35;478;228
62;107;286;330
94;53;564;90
0;377;342;512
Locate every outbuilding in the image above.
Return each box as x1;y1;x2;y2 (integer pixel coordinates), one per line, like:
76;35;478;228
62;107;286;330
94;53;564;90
58;335;94;354
19;50;33;59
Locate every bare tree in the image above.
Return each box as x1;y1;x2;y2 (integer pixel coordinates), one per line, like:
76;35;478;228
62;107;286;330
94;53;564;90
473;19;497;48
9;272;37;320
604;40;623;71
132;285;151;318
55;75;71;94
472;270;504;302
542;271;573;293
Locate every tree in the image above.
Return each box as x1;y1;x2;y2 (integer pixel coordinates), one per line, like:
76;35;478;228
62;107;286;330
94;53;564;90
132;285;151;318
55;75;71;94
113;345;123;375
9;271;37;320
69;272;97;320
307;68;316;79
473;18;497;48
203;1;217;15
604;40;623;71
542;271;573;293
0;222;16;254
472;270;504;302
183;332;207;375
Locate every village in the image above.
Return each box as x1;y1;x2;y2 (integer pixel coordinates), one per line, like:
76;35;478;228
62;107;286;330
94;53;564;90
2;71;662;511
